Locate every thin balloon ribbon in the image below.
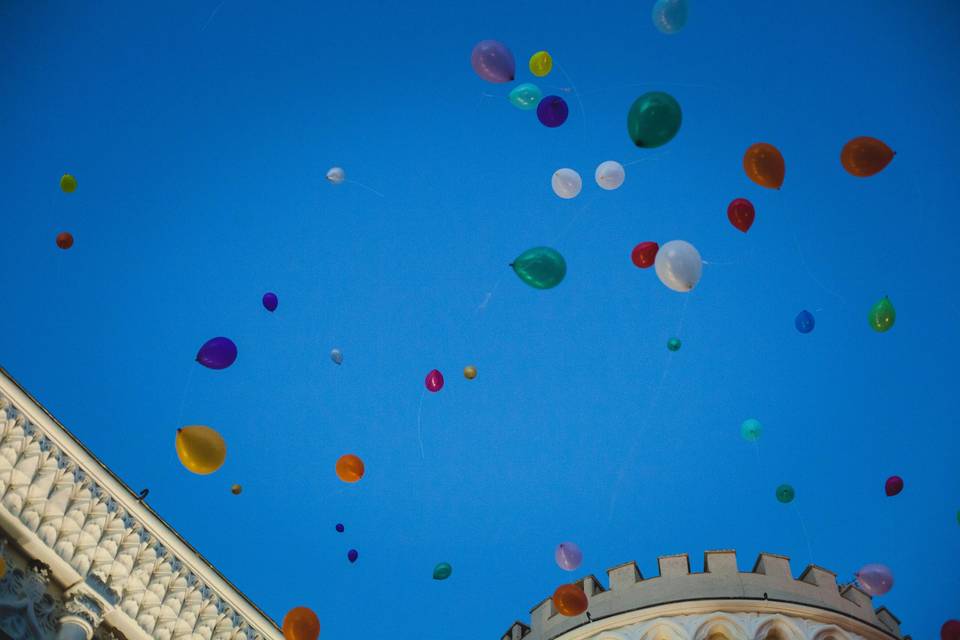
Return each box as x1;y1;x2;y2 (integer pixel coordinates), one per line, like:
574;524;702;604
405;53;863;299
551;194;595;244
554;61;589;145
345;179;385;198
792;501;816;567
475;277;502;315
784;189;847;306
622;150;671;167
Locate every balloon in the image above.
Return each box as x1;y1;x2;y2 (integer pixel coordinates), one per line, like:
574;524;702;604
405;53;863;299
743;143;785;189
347;549;358;563
775;484;795;503
263;292;278;312
552;584;588;616
942;620;960;640
425;369;444;392
868;296;895;332
56;231;74;250
667;337;682;352
335;454;364;483
856;563;893;596
741;418;762;442
555;542;583;571
595;161;625;190
537;95;569;128
627;92;682;148
509;83;542;110
326;167;345;184
335;523;344;532
471;40;515;83
529;50;552;77
841;137;894;177
512;247;567;289
282;607;320;640
631;242;659;269
652;0;688;34
433;562;453;580
727;198;755;233
885;475;904;497
176;426;227;475
330;348;343;365
231;484;242;495
654;240;702;292
795;310;815;334
60;174;77;193
196;337;238;370
463;365;477;380
551;168;582;199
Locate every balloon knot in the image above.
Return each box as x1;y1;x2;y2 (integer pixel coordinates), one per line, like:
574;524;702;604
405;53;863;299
176;428;182;433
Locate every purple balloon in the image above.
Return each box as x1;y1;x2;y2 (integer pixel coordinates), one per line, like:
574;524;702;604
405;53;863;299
537;96;569;128
335;523;344;533
470;40;515;83
196;337;237;370
347;549;358;563
856;563;893;596
555;542;583;571
262;292;278;312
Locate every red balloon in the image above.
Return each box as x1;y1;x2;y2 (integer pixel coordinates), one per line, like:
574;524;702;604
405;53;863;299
884;475;903;496
56;231;74;249
631;242;659;269
942;620;960;640
727;198;755;233
425;369;444;392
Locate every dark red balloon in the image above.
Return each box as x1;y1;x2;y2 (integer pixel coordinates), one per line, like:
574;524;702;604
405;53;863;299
884;475;903;496
56;231;74;249
425;369;444;392
727;198;755;233
941;619;960;640
631;242;659;269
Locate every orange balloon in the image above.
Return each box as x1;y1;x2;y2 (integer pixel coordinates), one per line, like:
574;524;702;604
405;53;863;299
282;607;320;640
552;583;588;616
335;454;364;483
841;136;894;177
743;143;785;189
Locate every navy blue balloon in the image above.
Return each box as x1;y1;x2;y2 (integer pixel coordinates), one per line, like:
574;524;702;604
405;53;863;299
262;292;278;312
795;310;815;334
537;95;569;128
347;549;358;563
196;337;238;369
335;523;344;532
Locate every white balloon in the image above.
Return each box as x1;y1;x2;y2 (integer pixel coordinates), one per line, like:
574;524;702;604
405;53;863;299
330;348;343;365
326;167;346;184
551;168;582;199
595;160;625;190
654;240;702;292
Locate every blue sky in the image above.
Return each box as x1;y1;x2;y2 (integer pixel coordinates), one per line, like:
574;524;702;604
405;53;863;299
1;1;958;637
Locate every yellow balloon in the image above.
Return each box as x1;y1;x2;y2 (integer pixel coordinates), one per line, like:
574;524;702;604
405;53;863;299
529;51;553;77
463;365;477;380
60;174;77;193
176;425;226;475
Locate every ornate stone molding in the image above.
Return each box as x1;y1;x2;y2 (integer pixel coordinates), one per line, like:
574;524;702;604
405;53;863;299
0;556;65;640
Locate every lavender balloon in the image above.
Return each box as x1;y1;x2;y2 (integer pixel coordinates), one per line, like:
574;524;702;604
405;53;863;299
537;95;569;128
196;337;238;370
555;542;583;571
470;40;515;83
262;292;278;312
856;563;893;596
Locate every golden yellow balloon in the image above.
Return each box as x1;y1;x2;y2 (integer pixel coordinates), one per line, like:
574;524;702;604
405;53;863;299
463;365;477;380
529;51;553;77
231;484;242;495
175;425;226;475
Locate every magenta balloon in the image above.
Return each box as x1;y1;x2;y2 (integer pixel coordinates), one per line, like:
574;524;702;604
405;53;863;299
555;542;583;571
196;337;237;370
856;563;893;596
425;369;444;392
537;95;569;128
470;40;515;83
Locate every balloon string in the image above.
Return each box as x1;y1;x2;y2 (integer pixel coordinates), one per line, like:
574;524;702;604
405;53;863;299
200;0;226;32
785;199;847;307
554;61;588;146
622;151;670;167
416;391;425;460
346;179;385;198
556;81;724;99
551;196;595;245
475;277;502;315
792;501;815;567
175;365;196;427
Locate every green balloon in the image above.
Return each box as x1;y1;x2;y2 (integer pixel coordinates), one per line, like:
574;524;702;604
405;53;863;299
868;296;896;332
741;418;762;442
667;337;682;352
509;83;542;110
627;91;682;148
512;247;566;289
776;484;795;504
433;562;452;580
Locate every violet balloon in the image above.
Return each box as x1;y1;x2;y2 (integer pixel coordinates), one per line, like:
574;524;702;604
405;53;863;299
537;95;569;128
470;40;515;83
262;292;278;312
555;542;583;571
196;337;237;370
335;523;345;533
856;563;893;596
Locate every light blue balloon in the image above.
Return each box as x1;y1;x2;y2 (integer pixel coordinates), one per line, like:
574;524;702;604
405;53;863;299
652;0;688;34
509;83;542;110
741;418;762;442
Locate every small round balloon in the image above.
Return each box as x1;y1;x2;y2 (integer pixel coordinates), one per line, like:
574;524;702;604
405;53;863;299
196;337;238;370
552;168;582;199
60;174;77;193
231;484;242;495
335;523;344;532
553;584;588;617
942;620;960;640
744;143;785;189
775;484;795;503
595;161;625;190
631;242;659;269
176;426;227;475
727;198;755;233
463;365;477;380
512;247;567;289
795;310;815;334
425;369;444;392
326;167;345;184
335;454;365;483
471;40;515;83
841;137;894;177
433;562;453;580
652;0;688;34
654;240;702;292
262;292;278;312
627;92;682;148
529;50;552;77
537;95;569;128
856;563;893;596
509;83;542;110
330;348;343;365
56;231;74;250
555;542;583;571
868;296;895;332
667;337;682;352
347;549;358;563
885;476;904;497
282;607;320;640
741;418;762;442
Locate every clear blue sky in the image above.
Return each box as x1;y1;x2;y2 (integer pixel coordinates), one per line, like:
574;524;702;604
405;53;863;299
1;1;958;636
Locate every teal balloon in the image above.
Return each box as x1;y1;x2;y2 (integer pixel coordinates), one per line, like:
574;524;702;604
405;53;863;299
512;247;567;289
741;418;762;442
433;562;452;580
667;337;682;352
627;92;682;148
509;83;542;110
776;484;795;504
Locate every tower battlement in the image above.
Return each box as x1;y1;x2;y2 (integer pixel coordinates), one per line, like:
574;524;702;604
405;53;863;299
502;550;905;640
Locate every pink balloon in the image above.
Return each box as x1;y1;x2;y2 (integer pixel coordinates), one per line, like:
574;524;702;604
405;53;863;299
425;369;444;392
470;40;515;83
555;542;582;571
856;563;893;596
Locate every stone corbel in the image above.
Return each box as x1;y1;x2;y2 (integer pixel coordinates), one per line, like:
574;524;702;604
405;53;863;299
58;574;120;640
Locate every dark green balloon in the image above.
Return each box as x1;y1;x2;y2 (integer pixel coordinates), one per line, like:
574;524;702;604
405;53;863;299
776;484;795;504
667;337;682;352
868;296;895;332
627;92;682;148
512;247;566;289
433;562;452;580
